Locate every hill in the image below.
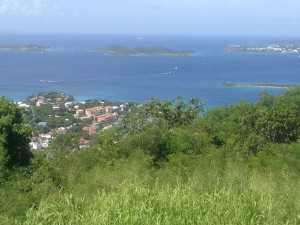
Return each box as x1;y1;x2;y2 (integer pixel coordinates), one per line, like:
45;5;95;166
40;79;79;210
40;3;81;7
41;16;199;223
1;89;300;224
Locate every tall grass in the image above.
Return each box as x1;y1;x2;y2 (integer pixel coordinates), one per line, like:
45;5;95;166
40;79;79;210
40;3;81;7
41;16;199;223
23;152;300;225
23;181;300;225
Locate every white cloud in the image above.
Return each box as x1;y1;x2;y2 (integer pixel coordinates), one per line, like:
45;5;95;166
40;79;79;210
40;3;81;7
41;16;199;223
0;0;23;15
0;0;45;16
31;0;45;15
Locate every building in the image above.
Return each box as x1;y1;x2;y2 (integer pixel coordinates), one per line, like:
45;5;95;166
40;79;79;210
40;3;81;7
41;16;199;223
18;102;30;109
85;106;105;117
65;102;74;109
30;142;43;150
93;113;118;123
36;99;44;106
37;122;48;126
75;109;85;118
85;106;114;117
83;124;98;135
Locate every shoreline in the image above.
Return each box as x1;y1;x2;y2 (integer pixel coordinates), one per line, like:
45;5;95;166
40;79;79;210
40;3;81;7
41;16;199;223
222;82;298;89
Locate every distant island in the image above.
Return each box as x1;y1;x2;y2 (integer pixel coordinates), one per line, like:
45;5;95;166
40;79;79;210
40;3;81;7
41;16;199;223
227;41;300;53
0;44;52;52
92;45;194;56
222;82;299;89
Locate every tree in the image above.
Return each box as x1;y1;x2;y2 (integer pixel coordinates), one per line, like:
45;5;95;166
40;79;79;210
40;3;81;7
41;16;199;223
50;133;80;156
0;96;33;168
255;101;300;143
118;97;204;135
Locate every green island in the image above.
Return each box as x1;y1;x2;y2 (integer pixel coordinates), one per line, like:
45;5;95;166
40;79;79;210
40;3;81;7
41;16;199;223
92;45;194;56
222;81;299;88
1;88;300;224
0;44;52;51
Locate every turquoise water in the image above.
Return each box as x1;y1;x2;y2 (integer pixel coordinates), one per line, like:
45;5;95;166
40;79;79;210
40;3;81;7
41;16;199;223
0;34;299;107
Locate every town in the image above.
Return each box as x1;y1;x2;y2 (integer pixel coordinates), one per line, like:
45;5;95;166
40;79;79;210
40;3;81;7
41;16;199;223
17;92;130;150
227;43;300;53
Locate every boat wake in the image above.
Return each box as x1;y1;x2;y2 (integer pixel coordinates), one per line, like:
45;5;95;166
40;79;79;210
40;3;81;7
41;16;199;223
40;80;58;83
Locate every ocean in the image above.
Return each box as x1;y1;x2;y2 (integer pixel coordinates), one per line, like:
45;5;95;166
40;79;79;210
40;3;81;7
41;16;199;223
0;33;299;107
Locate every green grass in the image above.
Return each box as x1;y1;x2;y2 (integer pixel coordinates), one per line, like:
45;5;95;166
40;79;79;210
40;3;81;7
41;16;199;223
22;152;300;225
23;180;300;225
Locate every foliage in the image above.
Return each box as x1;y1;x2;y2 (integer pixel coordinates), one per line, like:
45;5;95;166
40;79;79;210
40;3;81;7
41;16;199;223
119;97;204;135
50;133;80;156
168;126;212;154
3;89;300;224
79;99;123;109
255;100;300;142
0;96;32;168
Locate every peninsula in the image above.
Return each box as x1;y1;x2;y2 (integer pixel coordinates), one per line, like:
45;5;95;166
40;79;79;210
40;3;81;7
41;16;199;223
222;82;299;89
227;41;300;53
0;44;52;52
92;45;194;56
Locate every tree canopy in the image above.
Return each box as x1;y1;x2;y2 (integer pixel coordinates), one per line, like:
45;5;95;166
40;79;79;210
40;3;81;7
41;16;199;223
0;96;32;168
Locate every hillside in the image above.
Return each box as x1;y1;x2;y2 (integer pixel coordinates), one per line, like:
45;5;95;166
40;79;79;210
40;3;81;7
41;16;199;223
1;89;300;224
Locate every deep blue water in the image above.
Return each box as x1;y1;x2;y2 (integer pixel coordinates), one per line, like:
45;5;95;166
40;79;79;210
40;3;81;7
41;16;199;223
0;33;299;107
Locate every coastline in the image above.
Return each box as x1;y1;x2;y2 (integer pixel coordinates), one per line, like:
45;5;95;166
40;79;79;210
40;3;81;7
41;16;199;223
222;82;298;89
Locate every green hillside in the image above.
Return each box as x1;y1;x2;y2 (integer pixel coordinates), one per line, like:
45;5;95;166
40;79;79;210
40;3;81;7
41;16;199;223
1;89;300;224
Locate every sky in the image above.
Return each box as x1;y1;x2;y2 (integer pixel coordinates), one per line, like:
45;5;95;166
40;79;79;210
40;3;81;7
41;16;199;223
1;0;300;36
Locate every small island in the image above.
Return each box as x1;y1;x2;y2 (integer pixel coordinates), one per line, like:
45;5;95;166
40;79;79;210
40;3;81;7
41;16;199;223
222;82;299;89
92;45;194;56
0;44;52;52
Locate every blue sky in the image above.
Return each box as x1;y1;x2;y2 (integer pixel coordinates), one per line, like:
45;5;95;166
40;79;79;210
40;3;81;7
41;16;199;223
1;0;300;36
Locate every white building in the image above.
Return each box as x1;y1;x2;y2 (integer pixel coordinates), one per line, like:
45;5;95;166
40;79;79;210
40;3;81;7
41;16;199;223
65;102;74;109
30;142;43;150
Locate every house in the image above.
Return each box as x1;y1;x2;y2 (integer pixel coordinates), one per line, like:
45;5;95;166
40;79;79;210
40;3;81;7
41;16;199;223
57;127;66;134
30;142;43;150
36;99;44;106
65;102;74;109
75;109;85;117
18;102;30;109
37;122;48;126
83;124;98;135
40;133;52;139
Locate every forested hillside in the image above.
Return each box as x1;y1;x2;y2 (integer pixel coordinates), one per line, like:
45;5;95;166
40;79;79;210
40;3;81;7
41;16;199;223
1;89;300;224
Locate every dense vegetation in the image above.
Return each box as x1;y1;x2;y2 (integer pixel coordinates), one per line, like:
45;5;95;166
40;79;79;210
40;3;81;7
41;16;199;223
0;97;32;168
92;45;194;56
1;89;300;224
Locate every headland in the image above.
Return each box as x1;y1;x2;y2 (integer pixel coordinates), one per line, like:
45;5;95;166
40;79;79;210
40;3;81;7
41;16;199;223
0;44;52;51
